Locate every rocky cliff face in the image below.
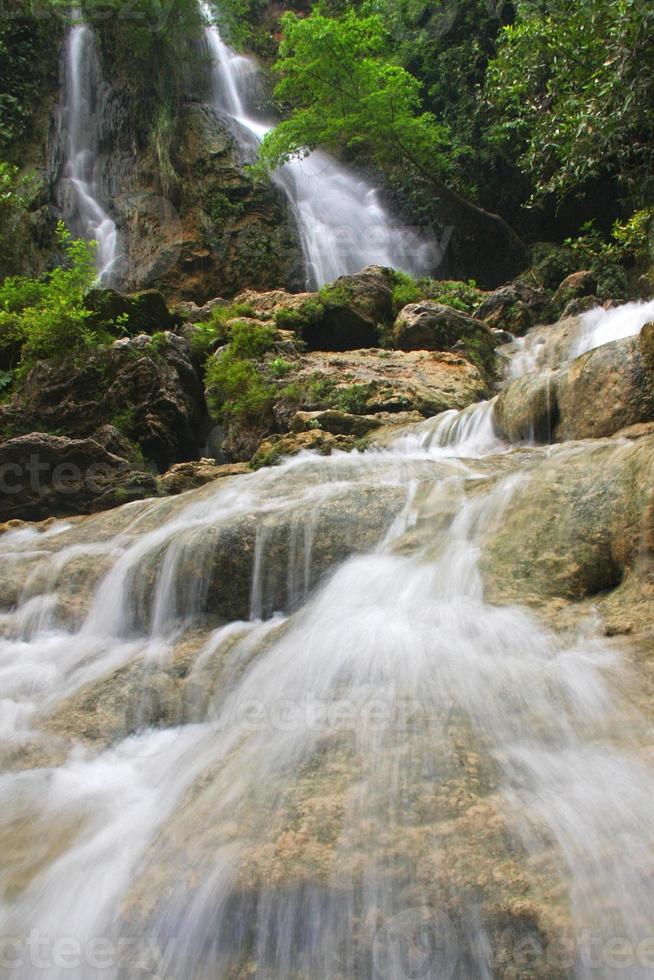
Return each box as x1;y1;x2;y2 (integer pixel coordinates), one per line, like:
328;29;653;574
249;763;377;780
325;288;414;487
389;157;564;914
31;21;304;301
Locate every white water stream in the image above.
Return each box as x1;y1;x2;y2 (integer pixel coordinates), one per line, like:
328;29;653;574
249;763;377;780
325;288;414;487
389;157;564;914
200;1;434;287
0;303;653;976
58;15;119;284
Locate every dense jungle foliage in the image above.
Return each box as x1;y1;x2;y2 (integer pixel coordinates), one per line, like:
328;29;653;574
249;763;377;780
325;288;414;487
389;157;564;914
1;0;653;287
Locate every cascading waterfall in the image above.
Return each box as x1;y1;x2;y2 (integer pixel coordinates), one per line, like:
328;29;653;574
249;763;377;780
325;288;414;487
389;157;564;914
58;12;119;284
199;1;434;287
1;301;654;976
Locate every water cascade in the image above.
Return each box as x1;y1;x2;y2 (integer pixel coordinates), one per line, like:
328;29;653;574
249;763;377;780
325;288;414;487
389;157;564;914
199;1;434;287
58;13;119;284
1;301;654;976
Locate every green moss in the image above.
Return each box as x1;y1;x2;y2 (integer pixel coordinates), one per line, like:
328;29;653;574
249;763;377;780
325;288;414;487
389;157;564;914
318;283;351;309
390;271;483;316
274;299;325;333
204;320;277;424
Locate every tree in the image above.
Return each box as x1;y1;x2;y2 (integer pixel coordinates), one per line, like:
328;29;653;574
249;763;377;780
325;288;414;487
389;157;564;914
486;0;654;208
258;8;527;273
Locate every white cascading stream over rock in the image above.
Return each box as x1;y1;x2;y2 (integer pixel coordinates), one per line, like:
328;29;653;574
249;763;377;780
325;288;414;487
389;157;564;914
508;297;654;379
2;302;654;976
199;0;434;287
59;12;119;284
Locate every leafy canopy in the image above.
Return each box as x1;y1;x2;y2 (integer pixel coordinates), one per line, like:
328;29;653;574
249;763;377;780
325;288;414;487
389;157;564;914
487;0;654;206
259;9;450;185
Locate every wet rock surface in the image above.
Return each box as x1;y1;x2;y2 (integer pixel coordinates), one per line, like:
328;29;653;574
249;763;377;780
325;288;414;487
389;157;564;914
1;332;208;472
0;430;157;522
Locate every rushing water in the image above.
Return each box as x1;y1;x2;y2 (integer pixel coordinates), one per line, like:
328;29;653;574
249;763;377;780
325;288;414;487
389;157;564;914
508;297;654;379
199;1;434;287
1;302;654;977
58;14;119;284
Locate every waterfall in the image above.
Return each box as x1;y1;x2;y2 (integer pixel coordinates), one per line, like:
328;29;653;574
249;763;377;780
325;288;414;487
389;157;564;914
58;13;119;284
199;1;434;288
2;303;654;976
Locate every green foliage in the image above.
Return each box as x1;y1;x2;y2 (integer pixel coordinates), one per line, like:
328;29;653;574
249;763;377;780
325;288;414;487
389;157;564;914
258;9;450;189
487;0;654;207
331;383;373;415
612;209;654;260
111;406;138;438
391;271;422;312
269;356;293;378
274;300;324;333
390;271;482;315
205;352;276;423
204;318;277;423
0;161;38;277
188;302;258;358
206;191;244;229
0;223;101;371
0;1;60;153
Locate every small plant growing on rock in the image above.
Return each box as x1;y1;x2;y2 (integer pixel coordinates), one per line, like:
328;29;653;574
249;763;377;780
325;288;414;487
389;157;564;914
269;356;293;378
0;223;103;372
332;383;373;415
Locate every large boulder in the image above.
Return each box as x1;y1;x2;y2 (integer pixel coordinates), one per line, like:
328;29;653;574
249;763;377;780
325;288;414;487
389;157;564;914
236;267;394;351
0;430;158;521
555;330;654;441
552;270;597;313
392;302;498;375
0;332;208;471
473;281;551;335
480;434;654;606
495;324;654;443
86;288;177;334
305;267;394;350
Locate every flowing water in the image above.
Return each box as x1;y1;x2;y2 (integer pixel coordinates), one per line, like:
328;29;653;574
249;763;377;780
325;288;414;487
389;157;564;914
199;1;434;287
58;13;119;284
1;302;654;977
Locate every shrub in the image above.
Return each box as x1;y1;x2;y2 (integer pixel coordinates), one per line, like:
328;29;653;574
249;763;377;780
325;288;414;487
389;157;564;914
0;223;102;372
332;383;373;415
205;351;276;423
188;302;259;359
269;356;293;378
204;318;277;423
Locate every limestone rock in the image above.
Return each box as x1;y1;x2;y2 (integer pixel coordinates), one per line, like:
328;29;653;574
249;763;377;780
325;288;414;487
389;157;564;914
473;281;551;335
159;460;248;496
555;332;654;441
552;270;597;312
481;435;654;604
0;431;157;521
1;332;208;470
495;327;654;444
392;302;498;375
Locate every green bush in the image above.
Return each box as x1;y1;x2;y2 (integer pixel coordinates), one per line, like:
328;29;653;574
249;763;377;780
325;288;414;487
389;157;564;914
204;318;277;423
0;223;103;372
391;272;422;313
332;383;373;415
188;302;258;358
205;350;276;423
274;299;324;333
269;356;293;378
